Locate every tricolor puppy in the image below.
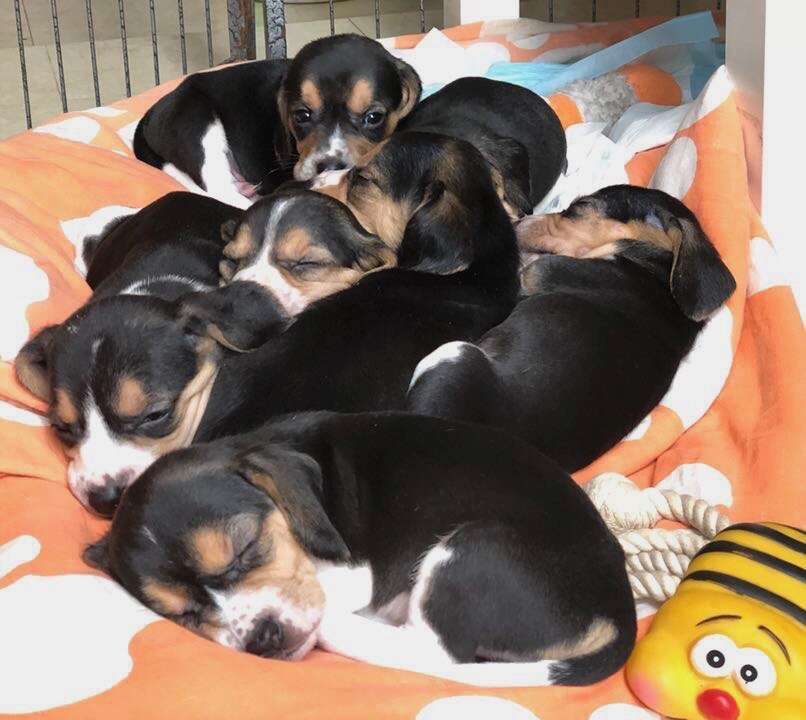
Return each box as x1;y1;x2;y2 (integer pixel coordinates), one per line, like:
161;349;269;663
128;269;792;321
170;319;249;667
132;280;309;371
190;130;520;441
134;60;292;209
15;192;285;516
399;76;567;217
315;130;522;279
407;185;736;472
84;411;636;686
219;188;394;316
18;134;518;518
280;34;421;180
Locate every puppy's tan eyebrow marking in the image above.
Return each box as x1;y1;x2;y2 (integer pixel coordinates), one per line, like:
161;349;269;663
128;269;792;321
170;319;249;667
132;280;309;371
142;579;189;615
347;78;374;115
190;526;235;576
300;79;323;111
274;226;314;262
54;388;79;425
114;376;148;418
223;225;255;260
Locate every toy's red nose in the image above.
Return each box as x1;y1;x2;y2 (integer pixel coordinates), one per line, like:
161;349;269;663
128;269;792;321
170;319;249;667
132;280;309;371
697;689;739;720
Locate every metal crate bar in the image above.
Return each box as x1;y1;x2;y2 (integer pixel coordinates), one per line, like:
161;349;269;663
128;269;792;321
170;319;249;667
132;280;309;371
264;0;287;60
419;0;425;32
228;0;256;60
329;0;335;36
635;1;640;18
148;0;160;85
14;0;31;128
204;0;214;66
374;0;381;38
85;0;101;106
592;0;597;22
676;0;681;15
548;0;554;23
178;0;188;75
117;0;131;97
50;0;68;112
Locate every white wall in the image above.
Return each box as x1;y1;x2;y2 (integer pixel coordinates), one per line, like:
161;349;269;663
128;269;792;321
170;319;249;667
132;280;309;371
444;0;519;27
727;0;805;314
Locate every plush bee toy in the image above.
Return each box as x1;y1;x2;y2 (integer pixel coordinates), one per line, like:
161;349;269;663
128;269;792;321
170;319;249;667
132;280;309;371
626;522;804;720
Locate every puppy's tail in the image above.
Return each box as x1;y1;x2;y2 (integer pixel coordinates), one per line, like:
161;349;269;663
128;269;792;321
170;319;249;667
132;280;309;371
132;115;165;169
437;617;635;688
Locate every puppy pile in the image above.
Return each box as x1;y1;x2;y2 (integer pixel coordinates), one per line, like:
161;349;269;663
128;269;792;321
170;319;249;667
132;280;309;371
15;34;736;687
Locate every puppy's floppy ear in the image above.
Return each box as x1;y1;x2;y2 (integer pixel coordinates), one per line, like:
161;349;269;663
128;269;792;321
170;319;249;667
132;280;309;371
476;135;533;219
393;57;421;120
83;533;112;573
354;235;396;272
178;281;287;353
344;220;395;271
274;90;297;163
15;325;60;400
653;210;736;320
397;179;474;274
239;446;350;562
220;218;239;245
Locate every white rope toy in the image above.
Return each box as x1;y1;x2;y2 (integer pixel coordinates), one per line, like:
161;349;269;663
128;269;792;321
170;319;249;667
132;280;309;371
583;473;731;603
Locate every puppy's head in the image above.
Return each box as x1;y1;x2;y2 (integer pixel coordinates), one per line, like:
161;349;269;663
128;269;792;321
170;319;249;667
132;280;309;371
220;189;394;315
14;286;283;517
316;131;517;277
280;34;421;181
517;185;736;319
83;441;349;660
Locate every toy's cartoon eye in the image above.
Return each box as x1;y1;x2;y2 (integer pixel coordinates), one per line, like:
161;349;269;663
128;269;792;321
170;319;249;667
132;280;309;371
691;634;737;678
733;648;777;697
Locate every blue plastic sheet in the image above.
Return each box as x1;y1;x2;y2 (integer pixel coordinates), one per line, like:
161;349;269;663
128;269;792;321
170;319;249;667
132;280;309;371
420;11;720;99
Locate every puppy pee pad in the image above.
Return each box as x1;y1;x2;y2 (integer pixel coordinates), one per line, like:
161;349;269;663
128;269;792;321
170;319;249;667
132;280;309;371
1;19;805;720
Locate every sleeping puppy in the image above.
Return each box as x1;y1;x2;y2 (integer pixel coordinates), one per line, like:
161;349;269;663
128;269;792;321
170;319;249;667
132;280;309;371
15;192;285;515
398;77;567;217
84;411;636;687
22;133;518;518
134;61;291;209
407;185;736;472
280;34;421;180
197;131;520;438
218;188;394;317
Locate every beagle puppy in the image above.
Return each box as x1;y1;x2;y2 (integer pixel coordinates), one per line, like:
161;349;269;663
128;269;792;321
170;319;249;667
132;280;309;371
399;76;567;217
134;34;420;206
84;411;637;687
280;33;421;180
134;61;292;209
219;188;394;317
315;130;522;282
407;185;736;472
23;131;519;518
15;192;285;516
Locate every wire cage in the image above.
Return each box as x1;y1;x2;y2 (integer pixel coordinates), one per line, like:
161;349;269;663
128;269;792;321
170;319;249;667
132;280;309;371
10;0;722;132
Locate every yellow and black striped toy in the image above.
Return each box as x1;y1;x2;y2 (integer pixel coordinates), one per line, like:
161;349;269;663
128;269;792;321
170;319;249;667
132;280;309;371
626;522;805;720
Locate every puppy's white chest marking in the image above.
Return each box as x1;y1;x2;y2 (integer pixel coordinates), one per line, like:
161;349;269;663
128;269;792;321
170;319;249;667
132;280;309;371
163;120;252;209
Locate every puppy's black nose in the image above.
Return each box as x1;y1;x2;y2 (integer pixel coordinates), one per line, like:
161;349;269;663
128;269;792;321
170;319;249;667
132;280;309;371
315;157;347;175
245;617;284;657
86;482;123;517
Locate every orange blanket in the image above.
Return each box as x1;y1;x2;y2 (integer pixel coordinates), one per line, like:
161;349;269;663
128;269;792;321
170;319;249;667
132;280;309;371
1;20;804;720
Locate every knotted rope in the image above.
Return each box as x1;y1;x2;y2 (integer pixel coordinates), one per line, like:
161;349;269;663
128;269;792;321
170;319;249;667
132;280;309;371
583;473;731;603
